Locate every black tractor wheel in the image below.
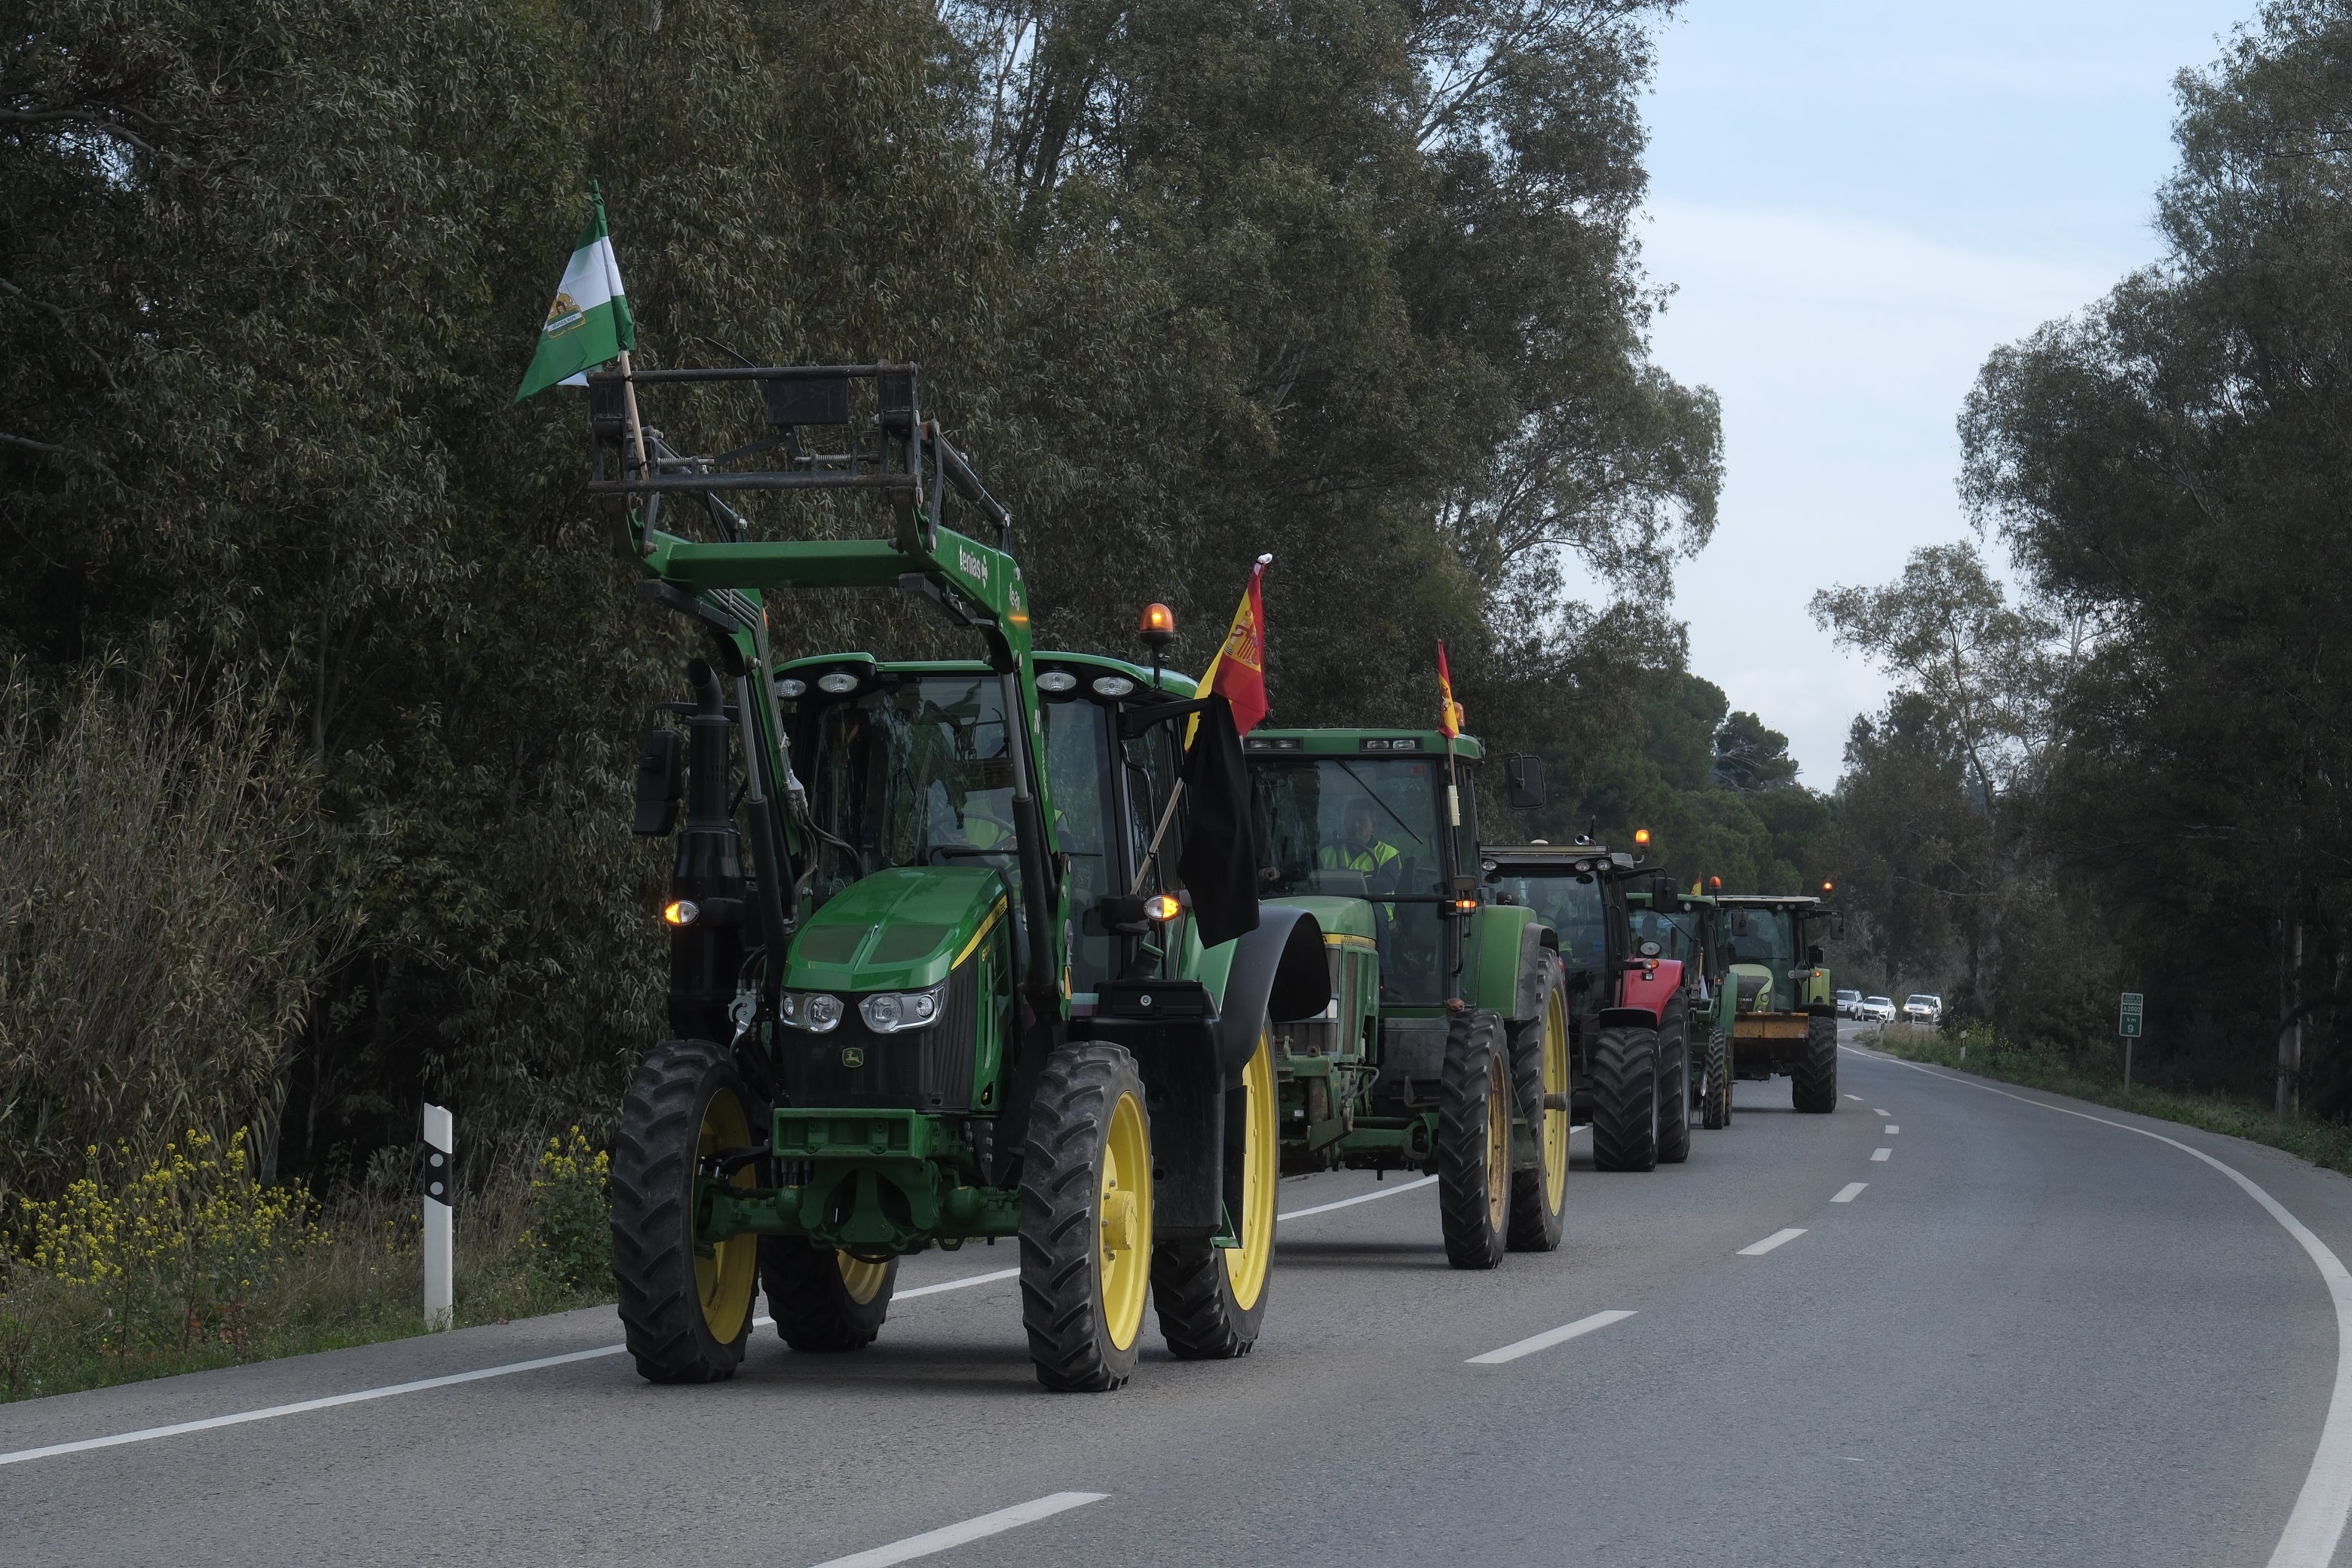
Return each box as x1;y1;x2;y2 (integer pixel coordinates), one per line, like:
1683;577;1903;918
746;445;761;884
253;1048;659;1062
1657;1009;1692;1165
611;1039;764;1384
1438;1010;1513;1269
761;1238;897;1352
1791;1013;1839;1113
1590;1024;1659;1172
1505;966;1569;1253
1019;1042;1156;1392
1701;1025;1733;1130
1153;1023;1279;1359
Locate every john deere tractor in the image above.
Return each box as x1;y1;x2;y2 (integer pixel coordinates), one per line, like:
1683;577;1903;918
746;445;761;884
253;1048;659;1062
590;361;1325;1391
1242;730;1570;1268
1707;895;1840;1113
1478;845;1699;1172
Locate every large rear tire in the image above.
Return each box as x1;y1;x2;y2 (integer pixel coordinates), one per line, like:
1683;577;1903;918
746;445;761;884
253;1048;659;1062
1590;1024;1659;1172
1020;1042;1155;1392
1153;1024;1278;1358
761;1238;897;1352
1438;1010;1512;1269
1791;1014;1839;1113
1700;1024;1732;1130
1657;1009;1692;1165
1506;966;1569;1253
611;1039;763;1383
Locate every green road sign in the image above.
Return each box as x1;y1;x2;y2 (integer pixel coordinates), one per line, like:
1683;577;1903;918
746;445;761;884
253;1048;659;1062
2118;991;2144;1040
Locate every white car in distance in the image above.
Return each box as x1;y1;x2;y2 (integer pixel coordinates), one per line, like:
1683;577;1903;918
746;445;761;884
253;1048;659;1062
1858;996;1896;1023
1903;994;1943;1026
1835;988;1863;1018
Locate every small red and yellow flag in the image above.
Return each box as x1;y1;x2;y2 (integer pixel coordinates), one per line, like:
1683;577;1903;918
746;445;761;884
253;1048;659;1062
1436;640;1465;738
1196;555;1272;736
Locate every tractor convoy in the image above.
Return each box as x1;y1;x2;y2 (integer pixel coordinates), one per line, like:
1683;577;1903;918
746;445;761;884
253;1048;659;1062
581;356;1847;1395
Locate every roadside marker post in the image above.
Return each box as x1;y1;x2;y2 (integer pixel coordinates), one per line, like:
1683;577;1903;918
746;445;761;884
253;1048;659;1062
2118;992;2144;1092
422;1104;454;1331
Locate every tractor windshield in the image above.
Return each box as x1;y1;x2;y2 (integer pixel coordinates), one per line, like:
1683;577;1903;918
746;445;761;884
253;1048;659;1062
1721;906;1797;1005
1628;906;1701;964
801;674;1024;902
1494;874;1607;977
1251;756;1457;1003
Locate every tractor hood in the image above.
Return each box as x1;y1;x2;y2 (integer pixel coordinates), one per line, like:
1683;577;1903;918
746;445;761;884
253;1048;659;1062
785;867;1008;993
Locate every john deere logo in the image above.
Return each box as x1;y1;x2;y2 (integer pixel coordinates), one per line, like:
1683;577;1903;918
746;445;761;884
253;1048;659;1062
840;1046;866;1069
542;292;583;336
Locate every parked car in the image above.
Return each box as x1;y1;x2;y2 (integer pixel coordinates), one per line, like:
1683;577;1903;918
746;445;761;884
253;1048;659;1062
1903;994;1943;1026
1858;996;1896;1023
1835;988;1863;1018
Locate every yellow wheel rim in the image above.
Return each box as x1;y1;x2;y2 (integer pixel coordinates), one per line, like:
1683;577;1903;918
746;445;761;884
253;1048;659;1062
838;1253;889;1306
1484;1046;1509;1231
1098;1087;1153;1352
1224;1028;1278;1312
1542;986;1570;1212
694;1087;759;1344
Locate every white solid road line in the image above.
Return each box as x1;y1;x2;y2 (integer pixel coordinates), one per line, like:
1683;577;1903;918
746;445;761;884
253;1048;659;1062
1872;1147;1892;1162
1738;1228;1807;1257
1832;1182;1868;1204
1878;1052;2352;1568
806;1492;1107;1568
4;1178;1441;1471
1466;1309;1637;1366
0;1265;1027;1470
1278;1174;1438;1221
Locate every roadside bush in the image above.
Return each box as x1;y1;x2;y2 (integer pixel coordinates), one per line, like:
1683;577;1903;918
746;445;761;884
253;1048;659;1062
528;1128;611;1291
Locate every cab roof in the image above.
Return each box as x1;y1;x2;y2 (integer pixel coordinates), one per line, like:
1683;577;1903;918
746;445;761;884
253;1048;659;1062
774;650;1196;697
1245;728;1485;762
1713;894;1824;910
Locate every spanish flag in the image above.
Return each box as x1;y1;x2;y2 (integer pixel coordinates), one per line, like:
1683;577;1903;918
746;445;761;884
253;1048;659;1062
1196;555;1272;736
1437;640;1465;738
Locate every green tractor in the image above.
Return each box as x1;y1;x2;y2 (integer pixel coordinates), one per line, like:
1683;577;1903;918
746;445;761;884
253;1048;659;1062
1706;894;1841;1113
1477;844;1704;1172
591;361;1327;1391
1242;729;1571;1268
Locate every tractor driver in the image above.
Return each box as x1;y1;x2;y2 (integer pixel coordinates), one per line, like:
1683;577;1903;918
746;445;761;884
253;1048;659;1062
1320;798;1401;896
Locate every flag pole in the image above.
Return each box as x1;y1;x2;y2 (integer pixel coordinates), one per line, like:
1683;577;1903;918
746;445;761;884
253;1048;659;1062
616;349;651;482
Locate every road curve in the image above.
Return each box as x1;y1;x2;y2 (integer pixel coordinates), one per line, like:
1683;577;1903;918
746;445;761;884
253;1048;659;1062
8;1024;2352;1568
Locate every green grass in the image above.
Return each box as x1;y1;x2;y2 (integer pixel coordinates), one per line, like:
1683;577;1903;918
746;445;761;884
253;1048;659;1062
1867;1025;2352;1178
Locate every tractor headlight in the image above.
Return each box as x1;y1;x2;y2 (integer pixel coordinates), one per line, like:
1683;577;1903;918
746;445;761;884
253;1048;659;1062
1090;675;1135;698
816;670;861;695
859;985;947;1034
778;991;844;1033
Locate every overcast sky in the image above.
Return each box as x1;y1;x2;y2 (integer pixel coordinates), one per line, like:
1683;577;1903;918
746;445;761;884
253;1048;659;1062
1634;0;2256;786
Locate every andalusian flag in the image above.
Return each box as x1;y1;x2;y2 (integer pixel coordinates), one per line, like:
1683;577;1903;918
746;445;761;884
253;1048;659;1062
1436;640;1465;738
1195;555;1272;737
514;189;635;402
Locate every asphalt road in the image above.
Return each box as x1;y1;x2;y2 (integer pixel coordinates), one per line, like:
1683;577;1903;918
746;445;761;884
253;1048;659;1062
10;1024;2352;1568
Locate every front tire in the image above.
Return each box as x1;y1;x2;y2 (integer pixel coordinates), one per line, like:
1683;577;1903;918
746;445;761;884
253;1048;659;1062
1590;1024;1659;1172
611;1039;763;1384
1791;1014;1839;1113
1153;1024;1279;1358
761;1238;897;1352
1700;1025;1733;1129
1506;966;1569;1253
1438;1010;1512;1269
1020;1043;1155;1392
1656;1009;1692;1165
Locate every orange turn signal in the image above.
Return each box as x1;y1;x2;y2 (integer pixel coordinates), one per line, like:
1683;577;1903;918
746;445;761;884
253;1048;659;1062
1453;897;1479;912
1144;893;1181;922
663;899;700;926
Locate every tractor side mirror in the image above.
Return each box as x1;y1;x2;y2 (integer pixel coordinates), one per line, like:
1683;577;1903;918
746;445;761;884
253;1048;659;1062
1505;755;1546;810
632;726;681;836
1652;873;1680;912
1807;944;1824;966
1833;911;1847;938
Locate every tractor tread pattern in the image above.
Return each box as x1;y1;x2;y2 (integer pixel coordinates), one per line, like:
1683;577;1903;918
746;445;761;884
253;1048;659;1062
1151;1242;1257;1361
761;1238;896;1353
1590;1024;1659;1172
1791;1013;1839;1113
1701;1025;1732;1129
1505;960;1566;1253
1019;1041;1148;1392
610;1038;751;1384
1657;1005;1692;1165
1437;1010;1511;1269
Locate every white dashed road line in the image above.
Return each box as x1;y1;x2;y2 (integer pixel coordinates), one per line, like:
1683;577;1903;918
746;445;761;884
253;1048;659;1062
1872;1148;1891;1162
1832;1182;1868;1204
1739;1228;1807;1257
1466;1309;1637;1366
806;1492;1107;1568
1885;1124;1900;1135
1845;1093;1862;1101
1873;1107;1890;1116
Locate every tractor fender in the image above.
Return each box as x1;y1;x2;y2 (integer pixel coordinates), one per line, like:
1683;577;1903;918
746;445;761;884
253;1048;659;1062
1462;904;1554;1021
1202;905;1328;1083
1598;1004;1662;1033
